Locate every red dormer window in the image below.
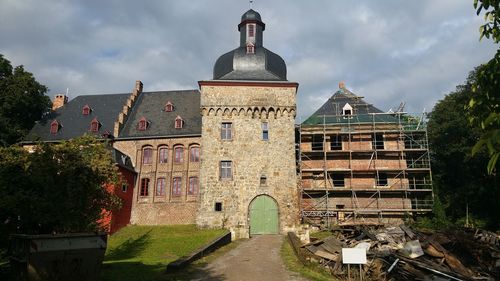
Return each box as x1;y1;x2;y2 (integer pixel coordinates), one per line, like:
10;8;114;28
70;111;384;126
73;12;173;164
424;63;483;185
90;118;100;132
246;43;255;54
137;117;148;131
175;116;183;129
50;120;60;134
82;104;91;115
165;101;174;112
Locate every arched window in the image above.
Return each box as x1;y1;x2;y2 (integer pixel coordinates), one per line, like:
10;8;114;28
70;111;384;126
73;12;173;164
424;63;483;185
82;104;91;115
142;147;153;164
175;116;183;129
174;146;183;163
158;146;168;164
165;101;173;112
137;117;148;131
50;120;60;134
188;177;198;195
189;146;200;162
90;118;100;132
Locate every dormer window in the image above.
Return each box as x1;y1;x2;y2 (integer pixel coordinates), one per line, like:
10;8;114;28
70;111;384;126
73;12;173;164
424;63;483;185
137;117;149;131
50;120;60;134
246;43;255;54
82;105;91;116
165;101;174;112
343;103;353;116
90;118;100;132
175;116;183;129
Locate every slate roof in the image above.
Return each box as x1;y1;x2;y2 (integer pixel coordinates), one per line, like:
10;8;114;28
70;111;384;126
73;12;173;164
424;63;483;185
241;9;262;21
111;148;136;173
24;93;130;142
118;90;201;139
213;9;287;81
302;87;399;125
213;47;287;81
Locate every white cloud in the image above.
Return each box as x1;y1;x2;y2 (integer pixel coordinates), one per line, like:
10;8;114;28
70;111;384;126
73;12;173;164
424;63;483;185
0;0;497;121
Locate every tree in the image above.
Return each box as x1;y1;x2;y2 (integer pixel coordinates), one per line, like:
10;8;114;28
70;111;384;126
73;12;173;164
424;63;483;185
475;0;500;43
0;136;122;252
469;1;500;174
428;68;500;229
0;54;51;146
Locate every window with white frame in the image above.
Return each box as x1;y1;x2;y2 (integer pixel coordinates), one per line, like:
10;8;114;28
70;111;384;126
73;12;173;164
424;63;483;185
342;103;353;116
220;161;232;179
262;122;269;140
221;122;232;140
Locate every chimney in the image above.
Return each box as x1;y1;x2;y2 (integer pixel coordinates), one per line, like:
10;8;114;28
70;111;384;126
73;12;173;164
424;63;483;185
339;81;345;89
135;80;143;93
114;80;143;136
52;94;68;111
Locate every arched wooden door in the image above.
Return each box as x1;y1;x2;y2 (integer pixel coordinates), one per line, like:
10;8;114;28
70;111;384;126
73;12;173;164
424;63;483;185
249;195;279;235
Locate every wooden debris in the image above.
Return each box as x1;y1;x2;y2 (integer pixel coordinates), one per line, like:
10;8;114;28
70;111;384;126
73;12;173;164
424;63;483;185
286;225;500;281
400;225;416;239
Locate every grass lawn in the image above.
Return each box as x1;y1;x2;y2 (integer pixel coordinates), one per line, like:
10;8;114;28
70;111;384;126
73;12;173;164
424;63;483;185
101;225;226;281
280;234;337;281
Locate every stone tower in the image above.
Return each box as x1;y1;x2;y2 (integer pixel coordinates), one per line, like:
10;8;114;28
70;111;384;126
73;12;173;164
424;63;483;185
197;9;299;239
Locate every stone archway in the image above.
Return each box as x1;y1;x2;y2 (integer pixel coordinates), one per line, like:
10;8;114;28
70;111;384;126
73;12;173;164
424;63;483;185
249;195;279;235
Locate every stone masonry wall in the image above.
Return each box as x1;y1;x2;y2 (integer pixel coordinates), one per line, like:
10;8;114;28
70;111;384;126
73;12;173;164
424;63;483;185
197;83;299;238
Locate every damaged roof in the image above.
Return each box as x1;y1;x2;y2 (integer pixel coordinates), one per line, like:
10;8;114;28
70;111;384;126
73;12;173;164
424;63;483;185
302;87;398;125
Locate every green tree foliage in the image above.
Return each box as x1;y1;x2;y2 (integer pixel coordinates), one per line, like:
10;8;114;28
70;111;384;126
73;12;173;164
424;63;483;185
475;0;500;42
428;68;500;229
0;54;51;146
470;0;500;174
0;135;122;252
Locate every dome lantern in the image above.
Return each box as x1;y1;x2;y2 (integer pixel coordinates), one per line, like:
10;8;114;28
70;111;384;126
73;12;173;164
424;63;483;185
212;9;287;81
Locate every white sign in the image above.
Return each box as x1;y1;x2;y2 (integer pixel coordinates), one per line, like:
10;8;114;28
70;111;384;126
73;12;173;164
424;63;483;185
342;248;367;264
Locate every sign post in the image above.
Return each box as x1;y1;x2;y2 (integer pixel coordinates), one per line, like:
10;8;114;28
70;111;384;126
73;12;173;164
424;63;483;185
342;248;367;281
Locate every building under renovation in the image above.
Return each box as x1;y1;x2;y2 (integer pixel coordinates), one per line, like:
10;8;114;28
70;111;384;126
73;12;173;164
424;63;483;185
25;9;434;236
298;83;434;226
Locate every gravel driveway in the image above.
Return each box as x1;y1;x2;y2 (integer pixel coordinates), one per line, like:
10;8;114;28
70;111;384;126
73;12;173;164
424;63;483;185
191;235;308;281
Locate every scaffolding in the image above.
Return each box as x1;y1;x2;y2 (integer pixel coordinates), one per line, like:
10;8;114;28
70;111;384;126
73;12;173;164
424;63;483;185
297;112;434;226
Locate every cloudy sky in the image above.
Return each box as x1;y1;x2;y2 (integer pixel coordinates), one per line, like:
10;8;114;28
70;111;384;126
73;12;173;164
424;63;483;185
0;0;497;121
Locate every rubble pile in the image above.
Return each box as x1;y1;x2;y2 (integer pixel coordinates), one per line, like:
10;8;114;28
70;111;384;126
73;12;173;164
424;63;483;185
289;226;500;281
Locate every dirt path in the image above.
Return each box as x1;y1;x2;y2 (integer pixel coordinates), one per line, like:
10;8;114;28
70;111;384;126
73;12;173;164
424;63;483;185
191;235;308;281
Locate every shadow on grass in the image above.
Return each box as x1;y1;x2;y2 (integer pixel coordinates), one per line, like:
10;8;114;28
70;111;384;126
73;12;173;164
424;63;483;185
101;261;225;281
105;230;151;261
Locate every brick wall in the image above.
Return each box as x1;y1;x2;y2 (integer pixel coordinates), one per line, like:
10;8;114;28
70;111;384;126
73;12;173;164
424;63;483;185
113;136;201;225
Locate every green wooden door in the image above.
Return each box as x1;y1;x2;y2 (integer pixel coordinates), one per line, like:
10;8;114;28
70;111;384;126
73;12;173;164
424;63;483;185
249;195;279;235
